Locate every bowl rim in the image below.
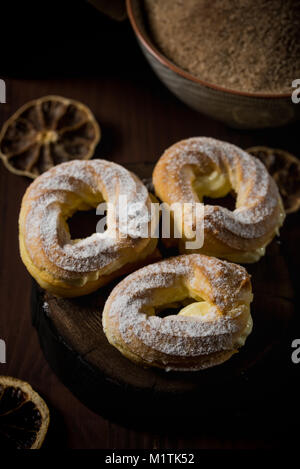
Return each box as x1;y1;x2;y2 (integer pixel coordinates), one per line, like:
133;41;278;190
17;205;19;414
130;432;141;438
126;0;291;99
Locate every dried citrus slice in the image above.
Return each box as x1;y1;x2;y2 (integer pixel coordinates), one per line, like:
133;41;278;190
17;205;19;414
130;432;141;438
0;95;101;178
0;376;49;449
247;146;300;214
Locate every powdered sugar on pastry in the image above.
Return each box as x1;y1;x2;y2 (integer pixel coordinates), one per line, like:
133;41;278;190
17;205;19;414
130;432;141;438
103;254;253;371
19;159;158;297
153;137;285;262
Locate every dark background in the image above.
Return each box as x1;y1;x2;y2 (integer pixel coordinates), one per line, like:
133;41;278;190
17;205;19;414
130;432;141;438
0;1;299;449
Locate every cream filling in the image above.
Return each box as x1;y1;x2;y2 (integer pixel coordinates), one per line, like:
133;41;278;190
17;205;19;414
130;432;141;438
178;300;253;348
190;170;285;262
193;170;232;200
211;198;285;263
178;300;215;319
235;314;253;347
214;246;266;263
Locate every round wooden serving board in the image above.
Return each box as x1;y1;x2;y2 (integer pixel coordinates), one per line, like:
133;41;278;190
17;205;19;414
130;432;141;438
31;163;297;426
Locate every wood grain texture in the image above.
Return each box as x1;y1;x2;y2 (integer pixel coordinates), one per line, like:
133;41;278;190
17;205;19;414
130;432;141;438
0;6;299;449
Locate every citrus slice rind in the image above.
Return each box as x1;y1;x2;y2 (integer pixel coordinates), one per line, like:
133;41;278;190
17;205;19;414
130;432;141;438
247;146;300;214
0;376;50;449
0;95;101;179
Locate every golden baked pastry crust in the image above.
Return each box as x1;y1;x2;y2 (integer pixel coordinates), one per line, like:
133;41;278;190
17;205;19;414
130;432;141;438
153;137;285;263
19;159;158;297
103;254;253;371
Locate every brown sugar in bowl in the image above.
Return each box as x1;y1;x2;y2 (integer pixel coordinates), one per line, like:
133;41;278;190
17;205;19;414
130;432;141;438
126;0;300;129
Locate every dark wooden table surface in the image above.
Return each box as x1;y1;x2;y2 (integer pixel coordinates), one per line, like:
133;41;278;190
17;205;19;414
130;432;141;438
0;2;299;449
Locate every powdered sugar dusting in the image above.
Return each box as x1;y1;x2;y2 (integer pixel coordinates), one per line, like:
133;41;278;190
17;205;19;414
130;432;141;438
104;254;252;361
21;159;152;279
156;137;283;247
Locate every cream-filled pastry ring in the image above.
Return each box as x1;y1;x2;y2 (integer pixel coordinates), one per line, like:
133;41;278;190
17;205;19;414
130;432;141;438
19;159;158;297
103;254;253;371
153;137;285;263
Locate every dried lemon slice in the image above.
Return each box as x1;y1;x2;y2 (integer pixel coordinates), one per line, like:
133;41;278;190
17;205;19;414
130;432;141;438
247;146;300;214
0;95;101;178
0;376;49;449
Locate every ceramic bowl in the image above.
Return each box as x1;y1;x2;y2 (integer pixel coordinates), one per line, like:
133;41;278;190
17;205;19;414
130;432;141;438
127;0;299;129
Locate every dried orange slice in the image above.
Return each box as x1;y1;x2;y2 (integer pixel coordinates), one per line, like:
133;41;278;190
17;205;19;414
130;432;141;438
0;376;49;449
247;146;300;214
0;95;101;178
